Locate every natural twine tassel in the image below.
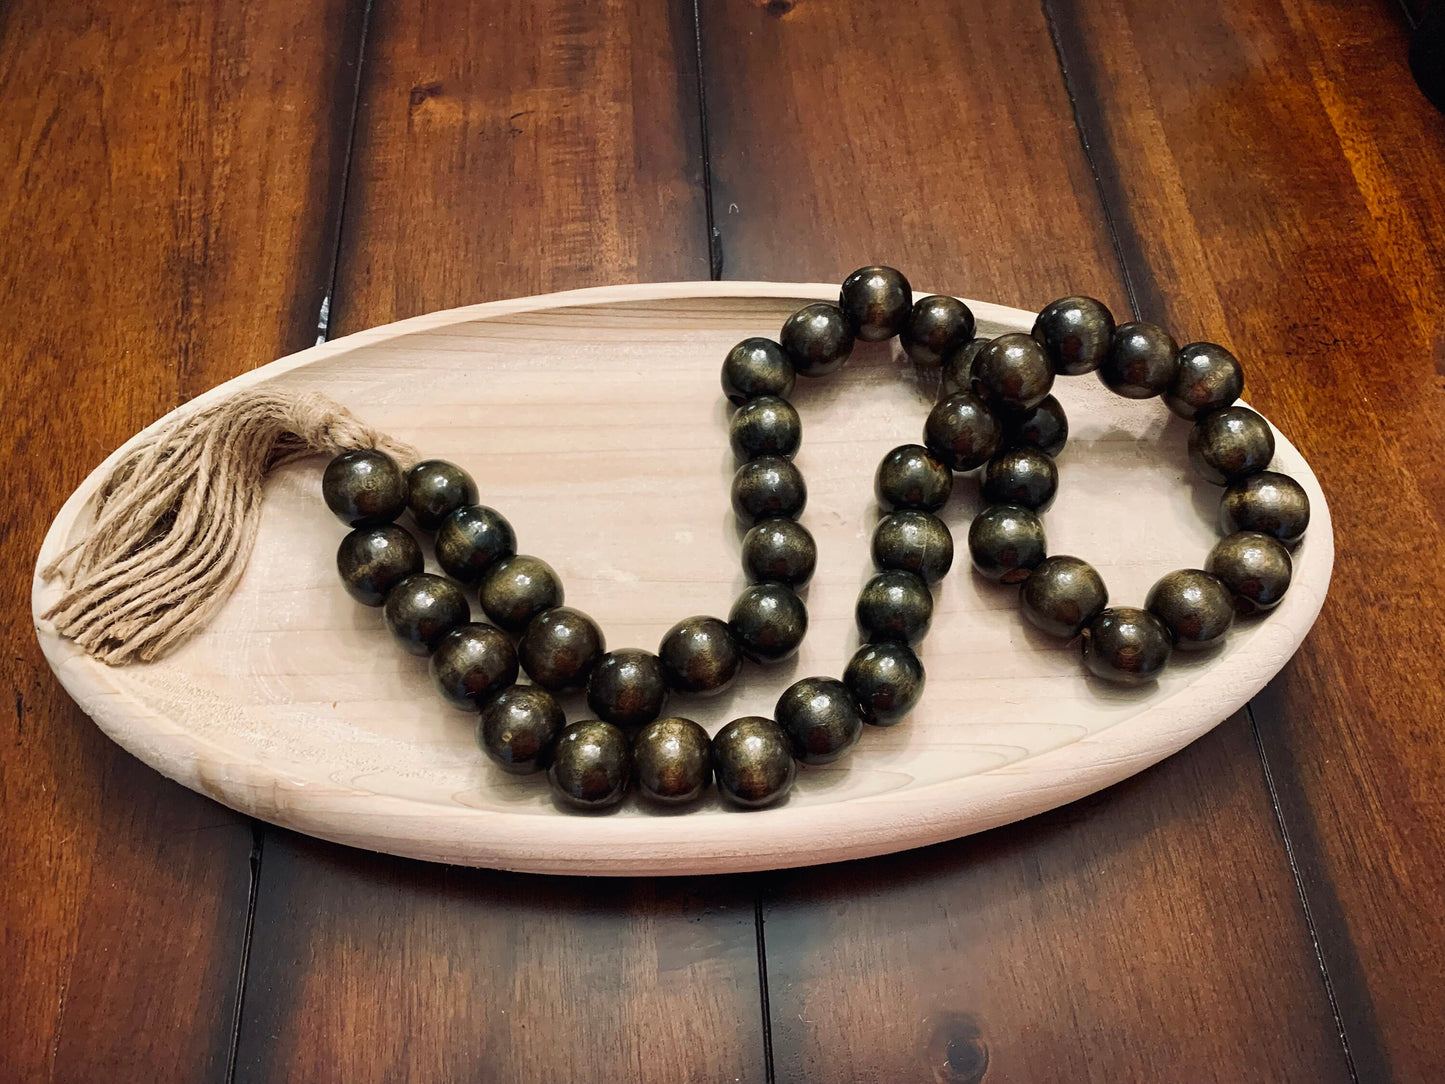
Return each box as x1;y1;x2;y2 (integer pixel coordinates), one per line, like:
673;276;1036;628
41;389;416;666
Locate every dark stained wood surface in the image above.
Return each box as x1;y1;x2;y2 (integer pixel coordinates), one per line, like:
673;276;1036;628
5;0;1443;1079
231;2;764;1082
1048;0;1445;1076
0;0;365;1079
700;0;1350;1078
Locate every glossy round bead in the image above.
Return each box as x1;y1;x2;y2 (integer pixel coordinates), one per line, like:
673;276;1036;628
721;337;796;404
518;606;605;691
839;266;912;341
874;444;954;512
1006;394;1069;457
436;505;516;584
856;570;933;645
1220;470;1310;544
1100;321;1179;399
658;616;743;695
478;554;564;634
728;584;808;663
981;448;1058;512
586;649;669;729
971;333;1055;412
322;449;407;527
477;685;564;774
924;393;1003;471
843;642;925;726
780;302;853;377
405;459;477;531
741;518;817;587
1206;531;1293;615
871;510;954;583
383;573;470;656
1145;569;1235;650
775;677;865;765
968;504;1046;584
731;456;807;523
336;525;423;606
1019;555;1108;638
729;395;801;460
548;720;630;810
1188;406;1275;485
632;717;713;806
429;623;519;709
902;295;976;367
712;716;796;808
1082;607;1173;685
1032;295;1115;375
1164;342;1244;420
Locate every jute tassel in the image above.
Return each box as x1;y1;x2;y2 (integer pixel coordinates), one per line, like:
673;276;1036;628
41;389;417;666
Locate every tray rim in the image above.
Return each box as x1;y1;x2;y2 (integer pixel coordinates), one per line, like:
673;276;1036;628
31;281;1335;875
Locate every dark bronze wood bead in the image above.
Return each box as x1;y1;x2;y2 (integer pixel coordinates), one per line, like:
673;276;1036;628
405;459;477;531
939;337;990;399
721;337;796;404
729;395;802;461
971;333;1055;412
336;525;423;606
981;448;1058;512
839;265;913;341
1164;341;1244;420
1145;569;1235;650
1019;555;1108;638
429;623;519;709
1006;394;1069;457
322;449;407;527
731;456;807;523
875;443;953;513
1188;406;1275;485
712;716;796;808
780;302;853;377
856;569;933;645
968;504;1047;583
383;572;470;656
435;505;516;584
518;606;605;691
478;554;563;634
1206;531;1293;614
477;685;564;774
902;295;975;366
586;648;669;729
632;717;713;806
775;677;864;765
924;393;1003;471
548;720;630;810
871;510;954;583
1082;607;1173;685
1032;295;1116;375
741;518;817;587
1100;321;1179;399
1220;470;1310;545
843;642;924;726
728;584;808;663
658;616;743;695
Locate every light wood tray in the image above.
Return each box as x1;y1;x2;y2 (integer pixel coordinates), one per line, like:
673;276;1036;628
31;283;1333;875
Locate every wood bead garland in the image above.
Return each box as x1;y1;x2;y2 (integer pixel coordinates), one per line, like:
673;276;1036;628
317;267;1308;814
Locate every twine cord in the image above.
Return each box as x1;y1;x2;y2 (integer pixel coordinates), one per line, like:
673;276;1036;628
41;389;416;665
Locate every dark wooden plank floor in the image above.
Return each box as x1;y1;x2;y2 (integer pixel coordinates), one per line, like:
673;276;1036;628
0;0;364;1079
5;0;1442;1079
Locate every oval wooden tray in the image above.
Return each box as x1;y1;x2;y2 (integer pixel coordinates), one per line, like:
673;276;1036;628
31;283;1333;875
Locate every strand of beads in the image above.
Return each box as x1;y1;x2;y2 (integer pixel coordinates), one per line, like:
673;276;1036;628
964;296;1308;684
